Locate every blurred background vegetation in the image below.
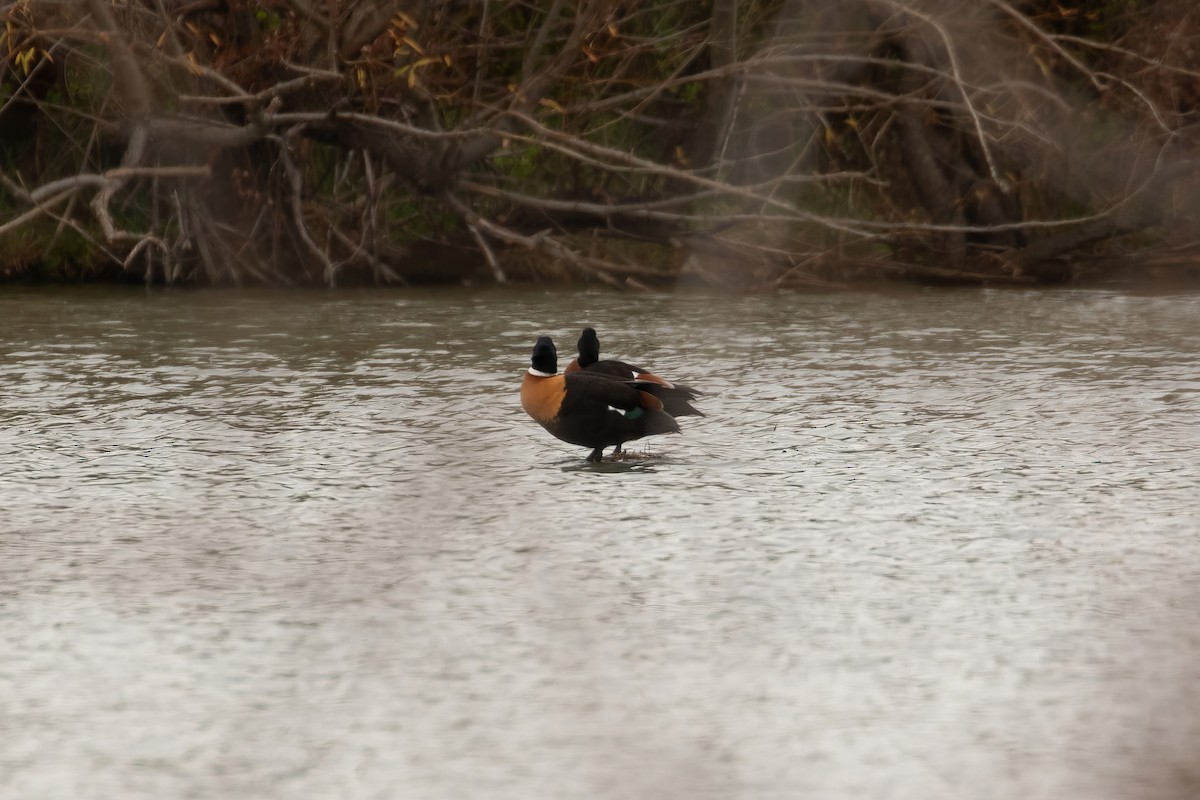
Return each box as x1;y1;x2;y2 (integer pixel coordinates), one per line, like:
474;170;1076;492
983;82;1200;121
1;0;1197;288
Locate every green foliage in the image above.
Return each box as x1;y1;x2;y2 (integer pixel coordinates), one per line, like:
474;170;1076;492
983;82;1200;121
63;47;109;105
0;220;106;280
491;142;543;181
674;81;703;103
254;7;282;31
40;227;102;276
383;195;455;240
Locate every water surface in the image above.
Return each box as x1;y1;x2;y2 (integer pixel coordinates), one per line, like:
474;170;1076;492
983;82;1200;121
1;287;1198;799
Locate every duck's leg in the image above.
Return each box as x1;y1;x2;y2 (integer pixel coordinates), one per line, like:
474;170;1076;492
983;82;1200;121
586;447;604;463
612;443;623;457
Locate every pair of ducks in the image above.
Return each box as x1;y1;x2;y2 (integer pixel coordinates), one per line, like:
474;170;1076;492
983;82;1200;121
521;328;702;462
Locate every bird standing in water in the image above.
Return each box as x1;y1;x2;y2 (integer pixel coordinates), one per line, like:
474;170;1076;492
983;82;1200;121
520;336;681;462
565;327;703;418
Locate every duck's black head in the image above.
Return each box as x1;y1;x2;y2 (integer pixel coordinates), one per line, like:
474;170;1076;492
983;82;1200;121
529;336;558;376
577;327;600;367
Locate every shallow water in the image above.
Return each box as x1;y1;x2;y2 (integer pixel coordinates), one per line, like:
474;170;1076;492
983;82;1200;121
1;286;1198;799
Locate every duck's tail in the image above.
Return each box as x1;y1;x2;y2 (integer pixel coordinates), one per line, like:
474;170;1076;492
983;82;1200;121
636;382;704;417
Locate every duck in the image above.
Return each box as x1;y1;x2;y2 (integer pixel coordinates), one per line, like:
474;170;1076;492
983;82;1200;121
521;336;681;462
565;327;703;418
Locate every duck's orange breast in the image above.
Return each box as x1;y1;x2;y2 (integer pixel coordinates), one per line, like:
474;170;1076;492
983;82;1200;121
521;372;567;424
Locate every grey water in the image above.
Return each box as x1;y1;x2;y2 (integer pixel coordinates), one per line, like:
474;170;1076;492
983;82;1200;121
1;286;1198;800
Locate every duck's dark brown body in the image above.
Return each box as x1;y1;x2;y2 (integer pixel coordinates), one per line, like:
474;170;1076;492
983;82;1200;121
521;369;679;462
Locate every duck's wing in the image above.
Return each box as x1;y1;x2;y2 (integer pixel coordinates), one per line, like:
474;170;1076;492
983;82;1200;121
561;371;644;412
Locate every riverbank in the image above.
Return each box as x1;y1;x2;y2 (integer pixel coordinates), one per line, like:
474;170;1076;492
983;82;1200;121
4;3;1199;294
5;245;1200;291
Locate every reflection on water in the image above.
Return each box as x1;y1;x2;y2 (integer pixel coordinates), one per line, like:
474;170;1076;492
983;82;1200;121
1;287;1199;799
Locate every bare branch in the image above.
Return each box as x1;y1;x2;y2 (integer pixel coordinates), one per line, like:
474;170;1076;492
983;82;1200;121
84;0;154;242
280;127;338;284
0;190;74;238
2;0;1193;286
984;0;1105;91
889;1;1006;190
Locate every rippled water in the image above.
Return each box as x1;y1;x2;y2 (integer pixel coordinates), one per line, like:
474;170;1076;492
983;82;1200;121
1;286;1198;799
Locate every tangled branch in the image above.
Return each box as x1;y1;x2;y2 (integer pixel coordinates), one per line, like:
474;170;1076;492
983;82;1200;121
0;0;1196;286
